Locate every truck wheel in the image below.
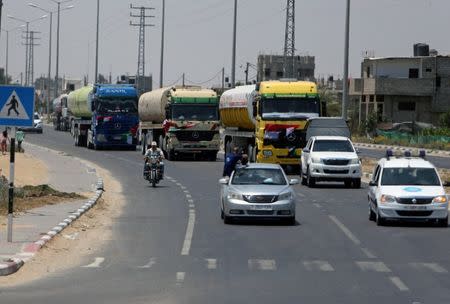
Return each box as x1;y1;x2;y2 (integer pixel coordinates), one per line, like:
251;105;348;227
209;152;217;162
167;149;176;161
74;134;79;146
353;178;361;189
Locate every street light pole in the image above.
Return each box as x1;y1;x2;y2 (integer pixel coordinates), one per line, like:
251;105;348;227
0;0;3;36
159;0;165;88
47;12;53;114
5;30;8;84
341;0;350;120
55;2;61;96
231;0;237;87
95;0;99;83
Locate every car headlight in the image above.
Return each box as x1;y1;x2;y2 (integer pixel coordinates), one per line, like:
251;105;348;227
312;157;321;163
278;192;293;201
262;150;273;157
380;194;397;204
227;192;243;200
349;158;360;165
432;196;448;204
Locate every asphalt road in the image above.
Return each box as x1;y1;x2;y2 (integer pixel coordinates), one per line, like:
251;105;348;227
1;126;449;303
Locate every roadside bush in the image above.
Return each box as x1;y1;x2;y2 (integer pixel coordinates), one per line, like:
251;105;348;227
439;111;450;128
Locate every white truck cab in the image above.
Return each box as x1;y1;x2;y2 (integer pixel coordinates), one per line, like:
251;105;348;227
368;150;449;227
300;136;362;188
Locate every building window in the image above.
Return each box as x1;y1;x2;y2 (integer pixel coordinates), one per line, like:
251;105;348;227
409;68;419;79
366;66;371;78
362;95;366;102
377;95;384;102
264;68;271;78
276;71;284;78
369;95;374;102
398;102;416;111
425;68;432;73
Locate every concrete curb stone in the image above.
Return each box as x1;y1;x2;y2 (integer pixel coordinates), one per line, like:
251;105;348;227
354;142;450;158
0;178;104;276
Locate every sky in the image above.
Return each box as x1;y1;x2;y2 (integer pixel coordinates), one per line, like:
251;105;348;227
1;0;449;88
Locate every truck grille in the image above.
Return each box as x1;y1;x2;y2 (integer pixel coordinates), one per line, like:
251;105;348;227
263;130;307;149
323;159;349;166
243;195;277;204
174;131;216;142
397;197;433;205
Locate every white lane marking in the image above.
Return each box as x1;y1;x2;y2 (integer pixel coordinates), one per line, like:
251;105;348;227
206;258;217;269
296;192;306;198
356;261;391;273
410;263;448;273
361;247;377;259
188;199;194;204
176;183;182;186
389;276;409;291
181;209;196;256
176;272;185;284
82;257;105;268
248;259;276;271
329;215;361;245
313;203;322;208
303;260;334;272
183;190;189;193
186;194;192;199
189;204;195;208
137;258;157;269
181;186;187;190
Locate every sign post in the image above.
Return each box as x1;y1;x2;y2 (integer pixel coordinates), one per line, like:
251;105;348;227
0;86;35;242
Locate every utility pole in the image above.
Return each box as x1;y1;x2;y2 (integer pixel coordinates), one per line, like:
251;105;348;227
244;62;250;84
341;0;350;120
0;0;3;39
47;12;53;113
5;30;8;84
159;0;165;88
221;67;225;90
55;2;61;96
24;23;30;85
95;0;100;83
130;3;155;93
231;0;237;87
23;31;41;86
283;0;296;79
182;73;185;87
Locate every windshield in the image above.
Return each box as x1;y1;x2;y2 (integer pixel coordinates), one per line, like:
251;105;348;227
261;97;320;120
381;168;440;186
312;140;354;152
96;99;138;114
231;168;287;185
172;105;218;121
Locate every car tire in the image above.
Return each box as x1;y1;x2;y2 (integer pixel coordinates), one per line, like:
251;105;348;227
223;214;232;225
376;208;386;226
353;178;361;189
285;216;296;225
368;203;376;221
306;168;315;188
344;180;352;188
301;169;307;185
221;209;224;220
437;216;448;228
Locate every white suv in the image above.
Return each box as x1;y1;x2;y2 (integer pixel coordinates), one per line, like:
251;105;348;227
300;136;362;188
368;150;449;227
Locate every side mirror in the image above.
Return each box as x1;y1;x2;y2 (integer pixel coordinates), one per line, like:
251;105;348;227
302;148;310;153
252;101;257;117
219;178;229;185
355;148;361;154
289;178;300;185
443;181;450;187
369;181;377;187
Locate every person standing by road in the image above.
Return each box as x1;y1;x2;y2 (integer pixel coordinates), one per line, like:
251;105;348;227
223;147;242;177
1;130;9;155
16;130;25;152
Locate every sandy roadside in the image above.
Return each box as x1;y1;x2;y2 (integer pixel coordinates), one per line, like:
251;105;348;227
0;160;125;286
0;152;49;186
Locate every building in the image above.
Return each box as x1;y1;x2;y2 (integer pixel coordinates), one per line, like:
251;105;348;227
350;44;450;124
257;54;315;82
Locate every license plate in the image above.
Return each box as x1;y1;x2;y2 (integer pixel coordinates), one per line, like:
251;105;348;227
251;205;272;210
404;205;427;210
114;135;122;140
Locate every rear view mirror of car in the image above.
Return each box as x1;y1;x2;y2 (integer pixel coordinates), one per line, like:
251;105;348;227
355;148;361;154
289;179;300;185
302;148;310;153
443;181;450;187
219;178;229;185
369;181;377;187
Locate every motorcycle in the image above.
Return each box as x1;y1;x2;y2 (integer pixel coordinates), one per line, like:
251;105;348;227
144;155;161;187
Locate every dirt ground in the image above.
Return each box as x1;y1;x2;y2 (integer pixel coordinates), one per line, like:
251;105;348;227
0;151;49;186
0;161;125;286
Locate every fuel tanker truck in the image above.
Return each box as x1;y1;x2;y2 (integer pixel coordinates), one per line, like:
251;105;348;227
220;80;326;167
52;94;70;131
138;86;220;160
67;84;139;150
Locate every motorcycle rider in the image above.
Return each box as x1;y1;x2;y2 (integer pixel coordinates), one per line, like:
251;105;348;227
144;141;165;179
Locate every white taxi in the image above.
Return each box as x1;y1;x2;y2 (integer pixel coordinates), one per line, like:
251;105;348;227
368;150;449;227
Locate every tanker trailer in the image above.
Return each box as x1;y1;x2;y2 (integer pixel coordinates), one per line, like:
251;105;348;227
68;84;139;150
138;86;220;160
221;81;325;166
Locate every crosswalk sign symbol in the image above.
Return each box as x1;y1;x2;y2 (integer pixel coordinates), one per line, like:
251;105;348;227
0;86;35;127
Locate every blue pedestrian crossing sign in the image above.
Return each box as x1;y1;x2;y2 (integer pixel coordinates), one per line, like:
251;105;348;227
0;86;35;127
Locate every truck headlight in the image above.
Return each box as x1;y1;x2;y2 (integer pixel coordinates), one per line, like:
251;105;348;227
227;192;243;200
312;157;321;163
262;150;272;157
432;196;448;204
349;158;360;165
380;194;397;204
278;192;293;201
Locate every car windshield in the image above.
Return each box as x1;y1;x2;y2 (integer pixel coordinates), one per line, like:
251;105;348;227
231;168;287;185
96;99;138;114
172;105;218;121
381;167;440;186
313;140;354;152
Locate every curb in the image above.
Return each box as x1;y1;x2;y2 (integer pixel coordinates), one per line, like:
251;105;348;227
354;142;450;158
0;178;104;276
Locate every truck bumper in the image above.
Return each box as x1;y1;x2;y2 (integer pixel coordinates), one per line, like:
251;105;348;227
256;148;301;165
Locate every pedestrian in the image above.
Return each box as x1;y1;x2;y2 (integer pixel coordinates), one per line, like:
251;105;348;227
16;130;25;152
222;146;241;177
1;130;9;155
